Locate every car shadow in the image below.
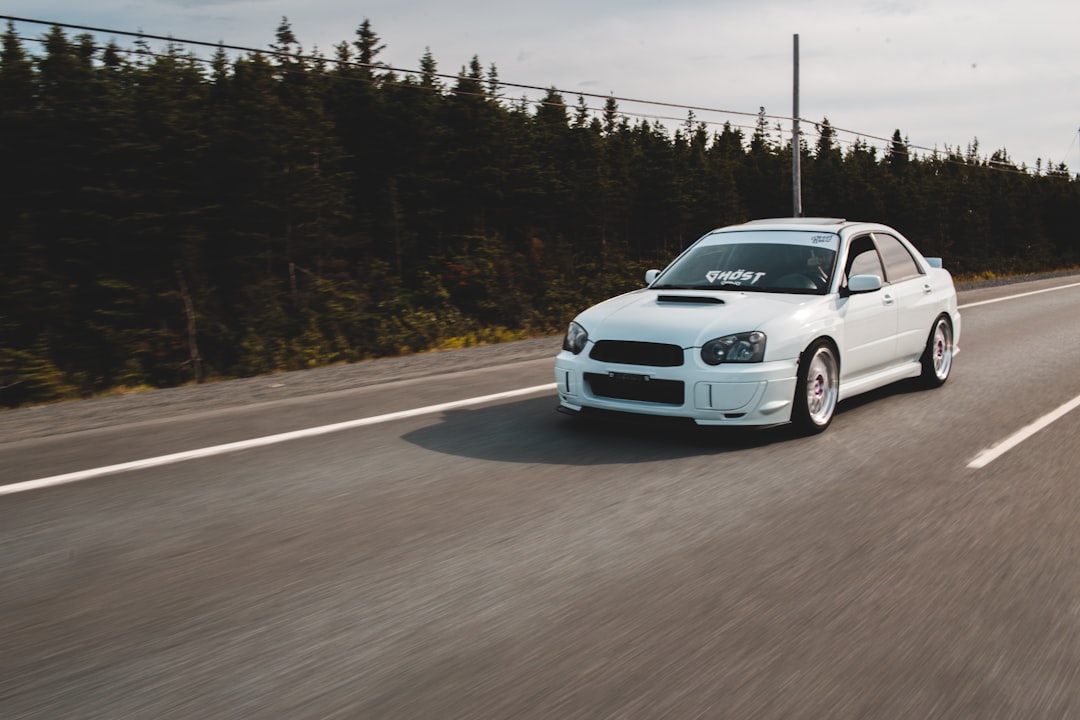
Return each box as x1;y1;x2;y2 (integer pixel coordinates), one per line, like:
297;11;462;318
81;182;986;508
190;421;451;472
402;378;938;466
401;394;801;466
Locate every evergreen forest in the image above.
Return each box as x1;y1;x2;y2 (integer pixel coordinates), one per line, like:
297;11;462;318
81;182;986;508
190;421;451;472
1;18;1078;408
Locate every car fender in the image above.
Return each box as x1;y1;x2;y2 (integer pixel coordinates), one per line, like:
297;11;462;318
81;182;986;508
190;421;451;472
757;297;843;363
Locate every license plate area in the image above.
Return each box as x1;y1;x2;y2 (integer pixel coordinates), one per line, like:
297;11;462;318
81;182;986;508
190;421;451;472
608;371;650;382
585;372;684;405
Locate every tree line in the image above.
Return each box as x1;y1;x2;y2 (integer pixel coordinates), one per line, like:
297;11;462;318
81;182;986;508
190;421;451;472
1;19;1077;407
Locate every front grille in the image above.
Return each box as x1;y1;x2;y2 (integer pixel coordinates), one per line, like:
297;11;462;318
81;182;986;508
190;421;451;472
585;373;685;405
589;340;684;367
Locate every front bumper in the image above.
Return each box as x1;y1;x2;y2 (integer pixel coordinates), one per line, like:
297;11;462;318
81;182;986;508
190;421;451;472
554;348;799;426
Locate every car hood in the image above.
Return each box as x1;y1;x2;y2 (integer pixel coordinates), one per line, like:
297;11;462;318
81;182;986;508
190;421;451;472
575;288;822;348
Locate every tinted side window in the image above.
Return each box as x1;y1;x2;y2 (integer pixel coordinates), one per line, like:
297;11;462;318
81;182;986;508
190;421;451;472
874;233;923;282
844;235;884;285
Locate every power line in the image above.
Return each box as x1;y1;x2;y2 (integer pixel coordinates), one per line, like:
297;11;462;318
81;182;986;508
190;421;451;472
1;14;1067;177
1061;128;1080;169
3;15;782;120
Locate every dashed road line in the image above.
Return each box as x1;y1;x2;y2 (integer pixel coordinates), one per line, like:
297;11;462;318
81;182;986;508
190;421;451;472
959;280;1080;310
968;393;1080;469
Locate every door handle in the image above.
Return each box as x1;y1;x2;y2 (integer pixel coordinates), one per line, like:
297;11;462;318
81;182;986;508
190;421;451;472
923;284;933;295
882;293;895;306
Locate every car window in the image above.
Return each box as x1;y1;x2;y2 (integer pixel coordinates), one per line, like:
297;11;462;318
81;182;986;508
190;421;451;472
844;235;884;286
874;233;923;282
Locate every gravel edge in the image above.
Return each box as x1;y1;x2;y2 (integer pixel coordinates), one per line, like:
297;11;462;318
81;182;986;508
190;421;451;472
0;336;563;443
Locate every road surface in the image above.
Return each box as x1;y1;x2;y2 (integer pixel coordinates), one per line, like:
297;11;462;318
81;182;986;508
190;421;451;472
3;275;1080;718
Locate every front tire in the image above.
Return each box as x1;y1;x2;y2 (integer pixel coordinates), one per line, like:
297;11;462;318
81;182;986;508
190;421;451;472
920;315;953;388
792;340;839;434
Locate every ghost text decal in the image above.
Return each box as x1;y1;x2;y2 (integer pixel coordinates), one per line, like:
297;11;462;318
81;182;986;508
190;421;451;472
706;269;766;285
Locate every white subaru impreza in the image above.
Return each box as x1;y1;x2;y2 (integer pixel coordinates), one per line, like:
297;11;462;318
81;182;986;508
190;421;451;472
555;218;960;433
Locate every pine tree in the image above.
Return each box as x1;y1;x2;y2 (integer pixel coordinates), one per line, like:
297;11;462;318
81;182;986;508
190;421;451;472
602;95;620;136
0;21;36;263
887;129;909;173
418;48;441;91
0;24;40;403
353;19;385;79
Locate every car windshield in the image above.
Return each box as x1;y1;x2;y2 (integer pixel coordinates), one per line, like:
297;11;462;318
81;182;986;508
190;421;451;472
651;230;839;294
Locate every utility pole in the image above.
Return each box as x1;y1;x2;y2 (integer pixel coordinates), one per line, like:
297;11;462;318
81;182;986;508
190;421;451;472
792;34;803;217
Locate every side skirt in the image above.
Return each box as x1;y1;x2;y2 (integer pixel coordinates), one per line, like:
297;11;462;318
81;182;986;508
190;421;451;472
838;361;922;402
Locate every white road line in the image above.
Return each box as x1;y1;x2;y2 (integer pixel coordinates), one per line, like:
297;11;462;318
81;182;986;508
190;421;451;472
968;393;1080;469
0;383;557;497
961;279;1080;468
6;279;1077;492
959;280;1080;309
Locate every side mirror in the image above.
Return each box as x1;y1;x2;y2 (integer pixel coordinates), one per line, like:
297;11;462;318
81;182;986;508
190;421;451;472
847;274;883;293
645;269;661;285
925;257;943;269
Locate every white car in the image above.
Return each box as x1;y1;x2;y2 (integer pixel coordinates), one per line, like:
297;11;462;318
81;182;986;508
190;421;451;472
555;218;960;433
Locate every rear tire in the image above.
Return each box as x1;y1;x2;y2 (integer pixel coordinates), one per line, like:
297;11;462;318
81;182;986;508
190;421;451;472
920;315;953;388
792;340;839;434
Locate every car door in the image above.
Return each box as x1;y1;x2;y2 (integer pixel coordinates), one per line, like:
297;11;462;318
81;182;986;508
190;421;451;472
872;232;932;363
836;234;898;380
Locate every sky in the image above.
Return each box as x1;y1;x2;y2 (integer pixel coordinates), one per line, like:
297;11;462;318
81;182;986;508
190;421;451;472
5;0;1080;173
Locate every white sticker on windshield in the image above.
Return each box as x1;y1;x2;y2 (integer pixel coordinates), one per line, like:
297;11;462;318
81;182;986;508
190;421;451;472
707;269;766;285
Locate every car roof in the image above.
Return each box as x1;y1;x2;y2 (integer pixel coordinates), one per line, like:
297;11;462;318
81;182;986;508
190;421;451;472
742;217;846;226
716;217;895;235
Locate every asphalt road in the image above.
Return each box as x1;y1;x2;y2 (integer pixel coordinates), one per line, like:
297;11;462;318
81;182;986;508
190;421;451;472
3;276;1080;719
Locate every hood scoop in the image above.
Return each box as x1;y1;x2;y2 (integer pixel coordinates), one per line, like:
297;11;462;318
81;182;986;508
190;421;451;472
656;295;725;305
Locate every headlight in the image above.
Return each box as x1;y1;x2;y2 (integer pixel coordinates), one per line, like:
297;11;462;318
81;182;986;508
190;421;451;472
562;321;589;354
701;332;766;365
